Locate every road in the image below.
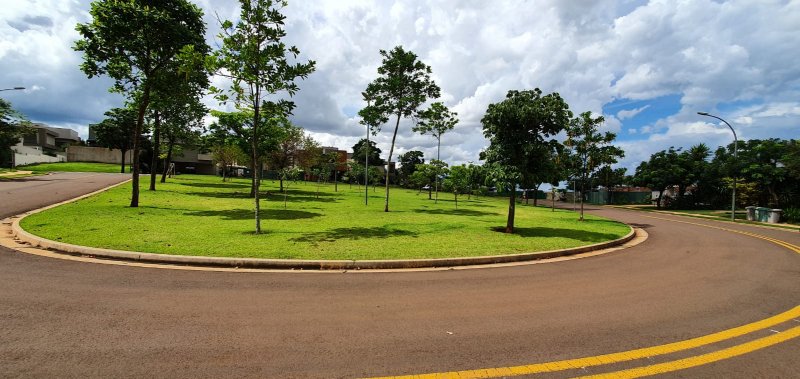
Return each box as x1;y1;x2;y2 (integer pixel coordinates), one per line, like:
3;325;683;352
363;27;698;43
1;173;798;378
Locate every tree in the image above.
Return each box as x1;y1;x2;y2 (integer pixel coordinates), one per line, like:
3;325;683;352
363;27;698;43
414;102;458;203
632;147;684;209
444;164;470;208
465;163;486;200
351;138;384;166
92;107;137;173
75;0;207;207
360;46;441;212
0;98;31;168
148;56;209;190
267;124;304;192
398;150;424;187
565;111;624;220
411;160;447;199
296;134;321;181
208;0;315;233
481;89;572;233
213;143;246;182
159;98;206;184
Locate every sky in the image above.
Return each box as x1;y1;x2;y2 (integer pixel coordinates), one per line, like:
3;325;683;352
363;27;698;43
1;0;798;174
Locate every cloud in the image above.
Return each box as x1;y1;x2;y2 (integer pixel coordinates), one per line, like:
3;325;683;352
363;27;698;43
617;105;650;120
0;0;797;176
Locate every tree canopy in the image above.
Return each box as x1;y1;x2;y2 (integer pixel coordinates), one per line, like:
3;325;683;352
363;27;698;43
481;89;572;233
207;0;315;233
360;46;440;212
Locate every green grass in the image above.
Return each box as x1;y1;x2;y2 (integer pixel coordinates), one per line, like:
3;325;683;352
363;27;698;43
19;162;124;173
21;175;630;260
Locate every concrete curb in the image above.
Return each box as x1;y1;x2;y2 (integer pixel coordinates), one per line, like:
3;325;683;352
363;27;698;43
10;180;636;270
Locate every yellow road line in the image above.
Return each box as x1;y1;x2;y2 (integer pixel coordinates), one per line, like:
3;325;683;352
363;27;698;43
640;214;800;254
366;306;800;379
368;217;800;379
576;326;800;379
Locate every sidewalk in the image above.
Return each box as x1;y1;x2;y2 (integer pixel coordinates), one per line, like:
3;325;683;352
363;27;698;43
613;205;800;231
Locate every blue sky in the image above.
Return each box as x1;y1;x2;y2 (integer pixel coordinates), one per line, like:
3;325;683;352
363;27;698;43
1;0;798;175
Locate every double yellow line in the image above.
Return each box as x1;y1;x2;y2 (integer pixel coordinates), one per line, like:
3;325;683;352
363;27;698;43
368;216;800;379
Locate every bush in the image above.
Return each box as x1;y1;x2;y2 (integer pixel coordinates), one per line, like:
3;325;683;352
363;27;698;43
783;207;800;224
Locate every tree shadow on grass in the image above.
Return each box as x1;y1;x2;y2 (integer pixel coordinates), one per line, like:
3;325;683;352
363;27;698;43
184;191;253;199
289;226;418;244
490;224;621;242
178;181;251;189
413;208;499;217
185;209;321;220
264;192;338;203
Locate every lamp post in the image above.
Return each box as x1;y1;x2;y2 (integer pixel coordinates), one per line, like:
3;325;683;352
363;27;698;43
698;112;738;222
0;87;25;92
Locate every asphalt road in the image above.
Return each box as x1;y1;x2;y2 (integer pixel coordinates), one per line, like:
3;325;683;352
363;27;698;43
1;174;798;378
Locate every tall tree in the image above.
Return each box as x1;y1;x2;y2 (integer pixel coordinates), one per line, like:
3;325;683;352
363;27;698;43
398;150;424;187
632;147;684;209
0;98;32;168
92;107;137;173
75;0;207;207
351;138;384;166
360;46;441;212
565;112;624;220
208;0;315;233
414;102;458;203
481;89;572;233
159;97;206;183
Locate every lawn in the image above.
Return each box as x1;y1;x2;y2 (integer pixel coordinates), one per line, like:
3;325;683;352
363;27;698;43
21;175;631;260
19;162;124;173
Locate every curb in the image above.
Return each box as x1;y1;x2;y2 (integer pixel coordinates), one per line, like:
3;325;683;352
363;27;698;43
10;182;636;271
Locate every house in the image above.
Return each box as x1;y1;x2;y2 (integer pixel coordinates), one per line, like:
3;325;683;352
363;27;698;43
13;123;81;166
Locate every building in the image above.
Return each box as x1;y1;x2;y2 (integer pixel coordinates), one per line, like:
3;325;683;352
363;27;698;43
13;123;81;166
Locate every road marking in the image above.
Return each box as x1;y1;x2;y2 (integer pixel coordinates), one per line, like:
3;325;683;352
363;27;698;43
367;216;800;379
575;326;800;379
639;214;800;255
364;306;800;379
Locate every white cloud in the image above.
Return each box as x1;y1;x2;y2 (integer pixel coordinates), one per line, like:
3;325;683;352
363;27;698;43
617;105;650;120
0;0;797;174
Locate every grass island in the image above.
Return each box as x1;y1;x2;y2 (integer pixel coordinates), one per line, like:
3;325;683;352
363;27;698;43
21;174;630;260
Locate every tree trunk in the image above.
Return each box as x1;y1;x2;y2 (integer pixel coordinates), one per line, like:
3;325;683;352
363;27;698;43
552;188;556;212
428;186;432;199
579;177;586;221
656;189;664;209
279;178;284;192
384;113;401;212
435;137;440;204
160;141;173;183
120;149;127;173
252;102;261;234
149;111;160;191
454;192;458;209
533;184;540;206
506;184;516;233
130;82;151;208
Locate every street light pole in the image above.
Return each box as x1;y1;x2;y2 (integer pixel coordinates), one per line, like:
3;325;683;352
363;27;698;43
0;87;25;92
698;112;738;222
